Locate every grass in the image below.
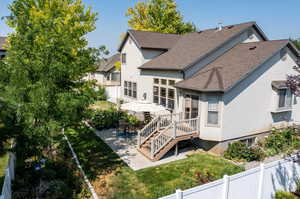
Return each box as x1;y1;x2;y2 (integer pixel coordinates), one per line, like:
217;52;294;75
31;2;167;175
0;152;9;188
91;101;116;111
67;125;244;199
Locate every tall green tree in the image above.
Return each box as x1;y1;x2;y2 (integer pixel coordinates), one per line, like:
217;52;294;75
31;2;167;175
292;39;300;50
0;0;106;159
126;0;196;34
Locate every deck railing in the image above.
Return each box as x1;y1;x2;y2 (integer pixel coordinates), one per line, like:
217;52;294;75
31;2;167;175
151;124;173;158
138;116;160;146
150;117;200;158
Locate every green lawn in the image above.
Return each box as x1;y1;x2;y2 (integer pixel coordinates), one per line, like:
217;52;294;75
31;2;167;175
91;101;116;111
66;125;244;199
0;153;9;188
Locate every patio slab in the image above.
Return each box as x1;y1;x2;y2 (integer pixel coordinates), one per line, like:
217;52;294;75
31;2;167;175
95;129;190;170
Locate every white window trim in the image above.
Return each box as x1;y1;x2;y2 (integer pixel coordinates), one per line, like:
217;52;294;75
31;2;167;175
275;88;293;112
124;80;137;99
153;78;176;110
205;96;222;128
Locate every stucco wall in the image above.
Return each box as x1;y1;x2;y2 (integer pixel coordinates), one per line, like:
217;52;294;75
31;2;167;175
222;48;300;141
121;36;183;103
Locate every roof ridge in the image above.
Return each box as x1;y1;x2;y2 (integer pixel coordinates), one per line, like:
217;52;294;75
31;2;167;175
128;29;181;35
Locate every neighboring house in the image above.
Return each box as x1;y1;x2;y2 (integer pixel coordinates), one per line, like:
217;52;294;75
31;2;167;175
118;21;300;159
89;53;121;86
0;37;7;58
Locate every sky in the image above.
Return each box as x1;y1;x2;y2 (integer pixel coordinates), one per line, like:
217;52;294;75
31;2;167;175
1;0;300;55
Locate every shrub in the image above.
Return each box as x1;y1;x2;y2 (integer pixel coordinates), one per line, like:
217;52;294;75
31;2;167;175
96;87;107;101
90;109;141;130
264;128;300;156
90;109;123;130
224;141;264;162
275;191;298;199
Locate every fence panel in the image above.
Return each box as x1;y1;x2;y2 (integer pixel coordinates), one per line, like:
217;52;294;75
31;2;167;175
0;153;16;199
105;86;121;104
160;155;300;199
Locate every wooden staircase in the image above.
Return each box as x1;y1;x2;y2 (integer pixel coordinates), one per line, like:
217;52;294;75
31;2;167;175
138;113;200;161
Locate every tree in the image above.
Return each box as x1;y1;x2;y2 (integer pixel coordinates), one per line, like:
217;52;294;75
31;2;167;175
126;0;196;34
0;0;106;159
292;39;300;50
287;39;300;96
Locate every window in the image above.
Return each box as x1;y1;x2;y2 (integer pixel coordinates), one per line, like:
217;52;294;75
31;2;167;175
168;89;175;109
240;137;256;147
153;78;176;109
153;86;159;104
124;81;137;98
278;88;292;109
121;53;126;64
168;80;175;86
184;95;199;119
124;81;128;96
207;98;219;125
161;79;167;85
133;83;137;98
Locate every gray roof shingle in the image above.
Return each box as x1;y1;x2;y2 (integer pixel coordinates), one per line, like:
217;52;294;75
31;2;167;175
97;53;120;72
175;40;291;92
139;22;262;70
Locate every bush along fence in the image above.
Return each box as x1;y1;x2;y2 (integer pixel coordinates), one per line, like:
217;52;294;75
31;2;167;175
160;154;300;199
0;153;16;199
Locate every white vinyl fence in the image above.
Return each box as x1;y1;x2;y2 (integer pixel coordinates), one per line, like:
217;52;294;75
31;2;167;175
0;153;16;199
105;86;121;104
160;155;300;199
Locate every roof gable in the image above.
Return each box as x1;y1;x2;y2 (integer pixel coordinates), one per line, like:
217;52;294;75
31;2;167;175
175;40;294;92
139;22;265;71
97;53;120;72
118;30;181;52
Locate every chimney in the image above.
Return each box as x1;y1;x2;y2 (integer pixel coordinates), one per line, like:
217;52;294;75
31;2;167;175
217;21;223;31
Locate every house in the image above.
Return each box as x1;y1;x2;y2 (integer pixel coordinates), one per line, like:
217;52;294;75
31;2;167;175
0;37;7;58
118;21;300;160
89;53;121;86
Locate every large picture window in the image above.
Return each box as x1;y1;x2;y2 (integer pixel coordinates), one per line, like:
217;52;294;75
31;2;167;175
124;81;137;98
153;78;176;110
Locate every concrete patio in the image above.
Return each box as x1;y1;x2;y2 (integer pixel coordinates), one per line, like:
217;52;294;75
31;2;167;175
95;129;191;170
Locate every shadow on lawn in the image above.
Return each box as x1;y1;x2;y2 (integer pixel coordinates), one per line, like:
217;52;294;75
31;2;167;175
64;125;125;181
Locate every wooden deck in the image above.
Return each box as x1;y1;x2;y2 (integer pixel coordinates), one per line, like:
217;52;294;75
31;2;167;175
138;114;200;161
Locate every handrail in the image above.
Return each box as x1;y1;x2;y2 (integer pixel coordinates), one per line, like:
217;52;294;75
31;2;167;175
151;123;173;158
175;117;199;137
138;116;160;146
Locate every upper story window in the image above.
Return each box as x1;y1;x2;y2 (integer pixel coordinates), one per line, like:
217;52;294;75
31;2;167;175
121;53;126;64
278;88;292;109
207;97;220;126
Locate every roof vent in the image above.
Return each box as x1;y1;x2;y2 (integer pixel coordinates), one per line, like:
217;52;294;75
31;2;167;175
249;46;257;50
227;25;234;29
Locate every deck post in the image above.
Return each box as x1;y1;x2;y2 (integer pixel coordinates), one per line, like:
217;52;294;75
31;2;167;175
157;116;160;131
173;121;177;138
137;131;141;148
175;143;178;156
197;116;201;134
151;140;154;159
176;189;183;199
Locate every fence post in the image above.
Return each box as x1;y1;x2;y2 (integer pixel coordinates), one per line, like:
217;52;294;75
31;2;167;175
257;163;265;199
176;189;183;199
222;175;229;199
